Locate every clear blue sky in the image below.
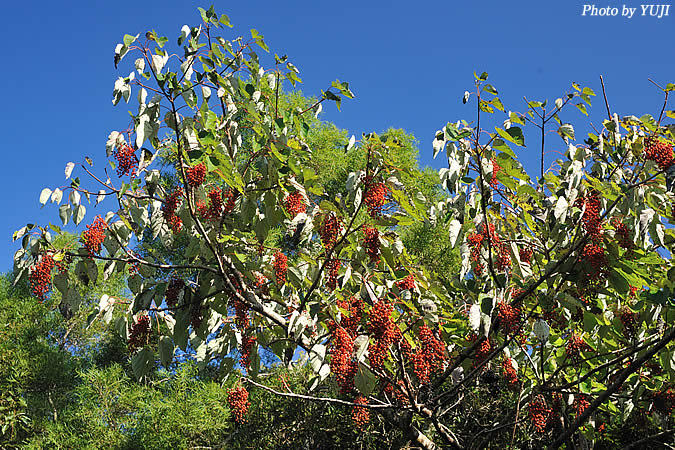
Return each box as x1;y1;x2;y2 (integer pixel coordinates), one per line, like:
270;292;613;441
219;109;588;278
3;0;673;272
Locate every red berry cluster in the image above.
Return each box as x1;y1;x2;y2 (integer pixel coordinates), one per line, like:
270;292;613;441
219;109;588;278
396;274;416;291
337;296;364;336
502;357;518;387
473;335;493;366
497;301;522;337
253;271;269;296
362;225;380;263
362;175;390;218
519;247;533;264
223;189;237;215
197;188;225;221
411;325;446;383
367;300;397;369
234;300;250;330
325;258;341;291
351;395;370;428
644;136;674;170
273;251;288;286
652;388;675;415
328;324;357;394
190;303;205;330
528;395;553;433
467;223;510;275
495;243;512;271
240;334;256;369
127;252;140;275
566;333;591;363
128;315;151;352
581;243;608;280
284;191;306;217
619;307;639;340
162;189;184;233
573;394;590;419
165;277;185;308
612;218;633;249
82;216;107;256
186;163;207;187
319;213;341;250
113;143;137;177
575;194;602;240
227;386;250;424
490;157;500;188
28;253;62;301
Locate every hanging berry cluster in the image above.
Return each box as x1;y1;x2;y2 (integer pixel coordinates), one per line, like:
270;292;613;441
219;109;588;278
198;187;225;220
162;189;184;233
490;157;501;188
644;136;674;170
528;395;553;433
471;335;493;367
566;333;592;363
362;225;380;263
581;243;608;280
82;216;107;256
619;307;639;340
128;315;151;352
611;218;633;250
573;394;590;419
223;189;237;215
328;323;357;394
367;300;398;370
325;258;341;291
411;325;446;384
227;386;250;424
502;357;518;387
337;296;364;335
190;302;205;330
28;253;63;300
575;193;602;240
519;247;533;264
273;251;287;286
467;223;511;275
186;162;207;187
395;274;416;291
351;395;370;428
362;175;389;218
165;277;184;308
113;143;137;177
497;301;522;337
652;388;675;415
319;213;341;250
283;191;306;217
239;334;256;369
234;300;250;330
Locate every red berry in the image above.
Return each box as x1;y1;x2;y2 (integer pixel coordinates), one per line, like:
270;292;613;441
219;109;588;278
113;143;137;177
227;386;250;424
284;191;306;216
162;189;184;233
362;225;380;263
351;395;370;428
644;136;674;170
319;213;341;250
362;175;389;218
186;162;207;187
82;216;107;256
325;258;340;291
128;315;151;352
273;251;288;286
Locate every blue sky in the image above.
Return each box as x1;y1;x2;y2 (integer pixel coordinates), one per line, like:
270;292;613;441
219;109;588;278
2;0;673;271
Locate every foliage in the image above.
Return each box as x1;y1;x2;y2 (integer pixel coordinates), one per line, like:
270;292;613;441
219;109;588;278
12;7;675;449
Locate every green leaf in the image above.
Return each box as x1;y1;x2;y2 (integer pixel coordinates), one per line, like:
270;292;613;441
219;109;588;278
158;336;174;368
39;188;52;206
354;364;377;396
131;347;154;379
496;127;525;147
73;204;86;225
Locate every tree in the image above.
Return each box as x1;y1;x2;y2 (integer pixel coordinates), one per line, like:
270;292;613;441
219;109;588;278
13;7;675;448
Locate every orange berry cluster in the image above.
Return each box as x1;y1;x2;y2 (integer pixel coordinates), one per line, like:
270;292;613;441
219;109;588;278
240;334;256;369
619;307;638;340
328;323;357;394
337;296;364;336
497;301;522;337
28;253;63;301
186;162;207;187
565;333;591;363
223;189;237;215
411;325;446;384
473;335;493;366
351;395;370;428
273;251;287;285
362;225;380;263
165;277;184;308
227;386;250;424
82;216;107;256
644;136;674;170
575;194;602;240
128;315;151;352
612;218;633;249
396;274;416;291
367;300;398;369
467;223;511;275
502;357;518;386
519;247;533;264
283;191;306;217
234;299;250;330
528;395;553;433
113;143;137;177
162;189;184;233
197;188;225;221
490;157;500;188
581;243;608;280
362;175;390;218
573;394;590;419
325;258;341;291
319;213;341;250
